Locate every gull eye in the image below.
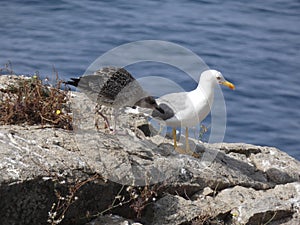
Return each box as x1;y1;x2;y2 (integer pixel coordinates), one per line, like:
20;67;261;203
217;76;221;80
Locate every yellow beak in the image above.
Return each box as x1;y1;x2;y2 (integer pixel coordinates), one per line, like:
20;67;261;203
221;81;235;90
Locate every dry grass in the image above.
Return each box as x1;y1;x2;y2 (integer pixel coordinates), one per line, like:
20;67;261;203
190;215;225;225
0;60;14;75
0;70;73;130
48;174;103;225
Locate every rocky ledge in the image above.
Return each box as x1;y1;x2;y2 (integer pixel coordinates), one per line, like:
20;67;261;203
0;77;299;225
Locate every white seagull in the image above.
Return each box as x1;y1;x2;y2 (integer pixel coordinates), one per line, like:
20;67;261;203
151;69;235;156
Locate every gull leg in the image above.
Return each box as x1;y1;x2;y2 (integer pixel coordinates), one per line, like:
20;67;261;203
173;128;186;154
112;109;127;135
95;104;112;130
99;111;111;130
185;127;190;153
172;128;177;148
185;127;200;158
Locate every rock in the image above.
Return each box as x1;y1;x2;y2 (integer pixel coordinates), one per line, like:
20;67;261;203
151;183;300;225
86;214;143;225
213;183;300;225
151;194;203;225
0;75;300;225
0;74;29;89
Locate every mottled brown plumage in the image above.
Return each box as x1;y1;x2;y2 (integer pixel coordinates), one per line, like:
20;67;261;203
66;66;164;131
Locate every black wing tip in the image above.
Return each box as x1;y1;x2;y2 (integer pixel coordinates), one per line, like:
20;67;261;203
152;103;174;120
155;106;165;114
65;77;81;87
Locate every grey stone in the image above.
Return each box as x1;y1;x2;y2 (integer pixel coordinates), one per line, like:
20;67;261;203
86;215;143;225
151;183;300;225
0;75;299;225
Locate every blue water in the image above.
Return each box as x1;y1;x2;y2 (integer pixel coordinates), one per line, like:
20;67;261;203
1;0;299;160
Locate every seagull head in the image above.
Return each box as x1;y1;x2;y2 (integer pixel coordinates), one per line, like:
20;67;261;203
201;70;235;90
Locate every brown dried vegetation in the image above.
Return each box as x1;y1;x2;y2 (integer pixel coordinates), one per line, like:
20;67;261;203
0;67;72;130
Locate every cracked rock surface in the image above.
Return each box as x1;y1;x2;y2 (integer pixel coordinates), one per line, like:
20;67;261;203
0;76;299;225
1;120;299;225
